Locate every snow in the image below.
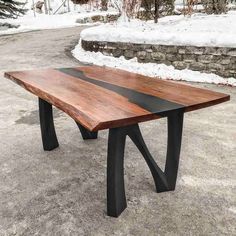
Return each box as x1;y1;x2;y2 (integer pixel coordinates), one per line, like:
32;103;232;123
81;11;236;48
0;11;117;35
72;41;236;86
0;0;118;35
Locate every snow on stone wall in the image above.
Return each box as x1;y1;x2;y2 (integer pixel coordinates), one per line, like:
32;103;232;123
81;40;236;78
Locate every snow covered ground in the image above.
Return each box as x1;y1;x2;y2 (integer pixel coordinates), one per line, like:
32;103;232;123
81;11;236;48
72;41;236;86
0;0;117;35
0;11;117;35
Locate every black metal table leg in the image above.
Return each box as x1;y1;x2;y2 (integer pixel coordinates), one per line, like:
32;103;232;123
106;110;184;216
165;110;184;191
128;125;169;192
128;110;184;192
107;128;127;217
39;98;59;151
76;122;98;140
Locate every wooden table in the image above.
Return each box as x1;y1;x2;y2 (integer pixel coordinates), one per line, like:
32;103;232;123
4;66;230;217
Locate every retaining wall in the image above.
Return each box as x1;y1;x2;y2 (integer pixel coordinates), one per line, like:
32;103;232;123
82;40;236;78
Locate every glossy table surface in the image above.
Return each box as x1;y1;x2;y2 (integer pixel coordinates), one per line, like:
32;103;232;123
5;65;230;131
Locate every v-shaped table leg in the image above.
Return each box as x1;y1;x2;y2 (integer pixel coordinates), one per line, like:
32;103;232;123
127;125;169;192
76;122;98;140
128;110;184;192
107;110;184;217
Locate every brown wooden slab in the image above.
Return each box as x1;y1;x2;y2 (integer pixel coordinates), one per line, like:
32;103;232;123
4;66;230;131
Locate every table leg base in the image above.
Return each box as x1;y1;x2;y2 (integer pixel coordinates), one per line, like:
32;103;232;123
107;127;127;217
107;110;184;217
39;98;98;151
76;122;98;140
38;98;184;217
39;98;59;151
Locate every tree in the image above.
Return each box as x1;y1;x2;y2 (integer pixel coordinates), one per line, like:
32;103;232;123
111;0;174;22
0;0;26;19
101;0;108;10
142;0;174;23
202;0;228;14
154;0;159;23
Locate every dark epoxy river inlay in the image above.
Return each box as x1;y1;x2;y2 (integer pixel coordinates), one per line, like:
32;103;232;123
58;68;185;116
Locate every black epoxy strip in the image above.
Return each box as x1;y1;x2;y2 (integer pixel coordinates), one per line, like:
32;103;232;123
57;68;185;116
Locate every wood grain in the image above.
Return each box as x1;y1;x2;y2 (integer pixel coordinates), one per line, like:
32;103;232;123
4;65;230;131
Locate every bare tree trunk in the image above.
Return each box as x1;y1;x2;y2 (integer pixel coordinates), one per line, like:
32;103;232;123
44;0;48;14
101;0;108;11
47;0;51;14
32;0;36;17
154;0;159;23
67;0;70;12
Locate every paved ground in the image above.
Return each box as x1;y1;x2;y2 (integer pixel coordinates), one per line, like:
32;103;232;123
0;27;235;236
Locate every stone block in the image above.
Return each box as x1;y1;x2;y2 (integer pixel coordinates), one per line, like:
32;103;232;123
102;51;111;56
183;54;196;61
152;52;166;60
113;49;123;58
146;48;153;53
151;45;161;52
178;49;186;54
230;57;236;64
173;61;187;70
146;53;153;61
185;46;197;54
208;63;224;71
91;15;103;22
108;42;118;48
189;62;206;71
117;43;129;50
106;14;120;22
104;45;115;50
210;68;217;73
165;46;178;54
141;44;152;50
204;47;217;54
227;50;236;57
124;50;135;59
163;60;172;66
217;48;228;55
228;63;236;70
137;51;147;59
76;17;93;24
192;47;205;55
97;41;107;47
129;44;141;51
82;40;99;52
166;53;182;62
222;71;232;77
156;45;167;52
219;59;231;65
211;48;228;56
198;55;214;64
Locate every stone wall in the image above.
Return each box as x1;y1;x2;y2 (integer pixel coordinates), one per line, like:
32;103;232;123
76;14;120;24
81;40;236;78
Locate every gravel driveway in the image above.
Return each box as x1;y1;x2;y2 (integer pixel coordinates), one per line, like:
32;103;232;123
0;27;235;236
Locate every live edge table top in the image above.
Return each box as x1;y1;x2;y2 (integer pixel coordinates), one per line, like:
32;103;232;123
4;65;230;131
